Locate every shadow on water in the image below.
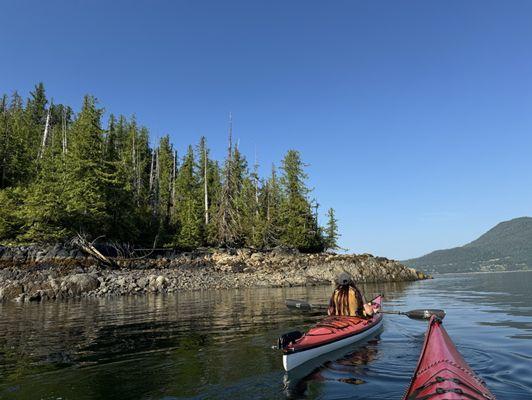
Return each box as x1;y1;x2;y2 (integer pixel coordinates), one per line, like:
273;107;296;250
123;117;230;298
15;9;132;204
0;272;531;399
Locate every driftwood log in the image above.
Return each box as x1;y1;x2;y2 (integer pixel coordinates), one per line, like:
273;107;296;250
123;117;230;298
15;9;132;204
71;234;117;268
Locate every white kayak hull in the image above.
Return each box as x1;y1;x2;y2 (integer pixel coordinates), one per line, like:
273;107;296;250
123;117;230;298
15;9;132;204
282;317;383;371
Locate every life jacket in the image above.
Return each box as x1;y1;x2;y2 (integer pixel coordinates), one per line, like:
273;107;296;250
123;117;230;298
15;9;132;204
328;285;365;317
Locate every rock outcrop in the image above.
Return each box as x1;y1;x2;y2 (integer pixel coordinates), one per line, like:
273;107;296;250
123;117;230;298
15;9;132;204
0;245;427;302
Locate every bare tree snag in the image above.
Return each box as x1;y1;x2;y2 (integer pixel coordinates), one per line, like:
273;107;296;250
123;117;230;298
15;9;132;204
71;234;117;268
39;106;51;158
203;142;209;225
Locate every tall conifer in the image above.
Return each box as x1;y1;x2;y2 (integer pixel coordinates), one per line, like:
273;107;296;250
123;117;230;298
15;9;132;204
174;145;202;248
324;208;340;251
63;95;108;236
279;150;324;252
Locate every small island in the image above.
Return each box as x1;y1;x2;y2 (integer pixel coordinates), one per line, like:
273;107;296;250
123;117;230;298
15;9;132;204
0;84;426;302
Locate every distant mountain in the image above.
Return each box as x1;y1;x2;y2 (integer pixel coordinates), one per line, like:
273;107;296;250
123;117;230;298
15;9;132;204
403;217;532;274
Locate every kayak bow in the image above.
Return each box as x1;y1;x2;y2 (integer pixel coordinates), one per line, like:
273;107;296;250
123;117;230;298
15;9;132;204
281;295;383;371
403;316;496;399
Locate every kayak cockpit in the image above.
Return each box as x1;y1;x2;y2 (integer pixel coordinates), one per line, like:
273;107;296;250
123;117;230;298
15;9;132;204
281;295;383;370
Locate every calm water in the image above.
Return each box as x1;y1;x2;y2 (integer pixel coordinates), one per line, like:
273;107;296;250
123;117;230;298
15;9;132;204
0;271;531;399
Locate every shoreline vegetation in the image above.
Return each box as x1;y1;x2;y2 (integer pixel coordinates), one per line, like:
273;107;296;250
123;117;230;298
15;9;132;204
0;84;429;303
1;83;339;253
0;244;428;302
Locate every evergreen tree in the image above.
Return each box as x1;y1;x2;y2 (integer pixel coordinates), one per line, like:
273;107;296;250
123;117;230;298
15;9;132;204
216;117;241;246
0;187;25;241
119;117;151;205
1;92;31;187
0;86;337;249
62;95;109;236
153;135;175;241
239;175;258;247
18;98;72;242
262;164;282;247
25;83;49;179
174;145;202;248
231;144;250;244
205;160;222;245
114;115;129;156
103;115;139;241
239;156;267;248
106;114;118;161
117;118;152;243
19;143;67;242
27;83;48;127
324;208;340;251
279;150;324;252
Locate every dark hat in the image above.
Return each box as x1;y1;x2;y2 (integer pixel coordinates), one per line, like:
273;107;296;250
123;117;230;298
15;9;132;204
336;272;354;286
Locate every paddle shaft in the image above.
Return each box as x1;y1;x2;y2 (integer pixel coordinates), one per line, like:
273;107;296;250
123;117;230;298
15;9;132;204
285;299;445;320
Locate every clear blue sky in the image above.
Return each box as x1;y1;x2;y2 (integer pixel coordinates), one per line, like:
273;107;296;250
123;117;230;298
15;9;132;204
1;1;531;259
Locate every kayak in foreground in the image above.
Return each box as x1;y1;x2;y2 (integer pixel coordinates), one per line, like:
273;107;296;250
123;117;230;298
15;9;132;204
403;316;496;399
280;295;383;371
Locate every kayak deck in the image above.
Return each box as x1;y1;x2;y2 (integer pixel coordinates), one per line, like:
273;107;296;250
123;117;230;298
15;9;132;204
403;316;496;400
282;295;383;371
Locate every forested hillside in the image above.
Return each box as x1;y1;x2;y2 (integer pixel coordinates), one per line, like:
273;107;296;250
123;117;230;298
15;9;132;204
0;83;339;251
404;217;532;273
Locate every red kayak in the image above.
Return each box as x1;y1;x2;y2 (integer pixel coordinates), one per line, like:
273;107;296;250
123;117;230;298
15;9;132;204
403;316;496;399
281;295;383;371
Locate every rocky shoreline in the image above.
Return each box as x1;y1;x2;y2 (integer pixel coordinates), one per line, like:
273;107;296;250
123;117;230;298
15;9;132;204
0;245;429;302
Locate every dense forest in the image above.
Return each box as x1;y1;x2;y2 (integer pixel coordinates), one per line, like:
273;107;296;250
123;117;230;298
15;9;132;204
0;83;339;252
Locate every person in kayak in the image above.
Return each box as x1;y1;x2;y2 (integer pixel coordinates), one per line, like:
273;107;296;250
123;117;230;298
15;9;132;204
328;272;375;317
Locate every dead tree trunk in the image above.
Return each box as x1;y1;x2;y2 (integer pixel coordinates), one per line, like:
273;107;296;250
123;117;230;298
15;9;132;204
61;106;68;154
39;107;51;159
172;149;176;207
1;96;8;187
149;148;155;192
203;144;209;225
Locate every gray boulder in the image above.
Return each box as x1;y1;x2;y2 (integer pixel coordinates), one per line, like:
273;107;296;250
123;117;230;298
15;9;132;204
60;273;100;296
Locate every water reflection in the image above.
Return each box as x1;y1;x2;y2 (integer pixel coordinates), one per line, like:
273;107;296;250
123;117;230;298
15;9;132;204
283;333;382;399
0;272;530;399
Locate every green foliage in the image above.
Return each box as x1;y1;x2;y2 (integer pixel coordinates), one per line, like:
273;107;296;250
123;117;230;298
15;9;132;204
0;91;35;188
204;159;222;245
102;115;140;242
62;95;108;236
324;208;340;251
27;82;48;126
0;188;25;241
19;146;68;242
153;135;175;239
279;150;324;252
261;165;282;247
173;145;203;249
0;85;338;252
215;135;242;246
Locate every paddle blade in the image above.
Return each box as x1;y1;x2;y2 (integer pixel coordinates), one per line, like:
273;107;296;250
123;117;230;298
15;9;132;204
285;299;312;310
404;309;446;320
